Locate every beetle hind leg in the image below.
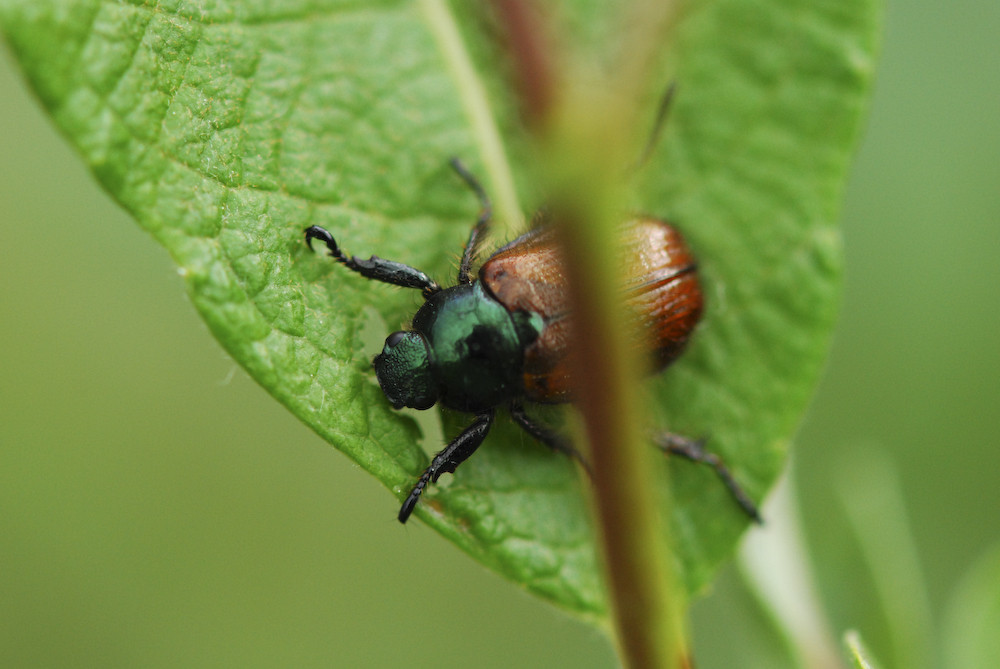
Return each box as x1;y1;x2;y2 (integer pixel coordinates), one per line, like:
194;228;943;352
653;432;762;523
398;410;495;523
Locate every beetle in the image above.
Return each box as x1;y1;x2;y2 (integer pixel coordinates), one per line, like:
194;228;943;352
306;159;760;524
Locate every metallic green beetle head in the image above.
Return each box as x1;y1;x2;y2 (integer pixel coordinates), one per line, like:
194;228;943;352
373;330;438;411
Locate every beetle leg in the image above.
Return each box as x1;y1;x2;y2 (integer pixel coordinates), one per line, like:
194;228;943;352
398;410;495;523
305;225;441;298
652;432;762;523
509;404;592;475
448;158;493;285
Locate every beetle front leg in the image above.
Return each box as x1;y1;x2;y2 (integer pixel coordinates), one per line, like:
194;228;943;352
652;432;762;523
305;226;441;298
398;410;495;523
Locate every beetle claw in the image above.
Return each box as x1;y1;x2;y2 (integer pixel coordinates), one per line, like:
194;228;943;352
304;225;337;254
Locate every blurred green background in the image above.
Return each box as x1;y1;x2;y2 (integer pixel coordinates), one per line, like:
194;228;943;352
1;0;997;666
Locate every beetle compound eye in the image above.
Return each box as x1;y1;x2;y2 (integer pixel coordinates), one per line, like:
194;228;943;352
385;330;408;349
373;331;438;411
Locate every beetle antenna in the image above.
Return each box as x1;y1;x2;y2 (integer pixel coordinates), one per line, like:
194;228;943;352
305;225;441;298
448;158;493;285
632;81;677;171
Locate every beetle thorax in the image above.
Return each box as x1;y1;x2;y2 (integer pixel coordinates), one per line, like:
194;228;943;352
405;282;541;413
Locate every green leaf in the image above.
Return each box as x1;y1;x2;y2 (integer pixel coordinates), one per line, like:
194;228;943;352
0;0;879;620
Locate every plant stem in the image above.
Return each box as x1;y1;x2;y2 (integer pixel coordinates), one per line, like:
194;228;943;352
489;1;689;664
546;97;688;668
